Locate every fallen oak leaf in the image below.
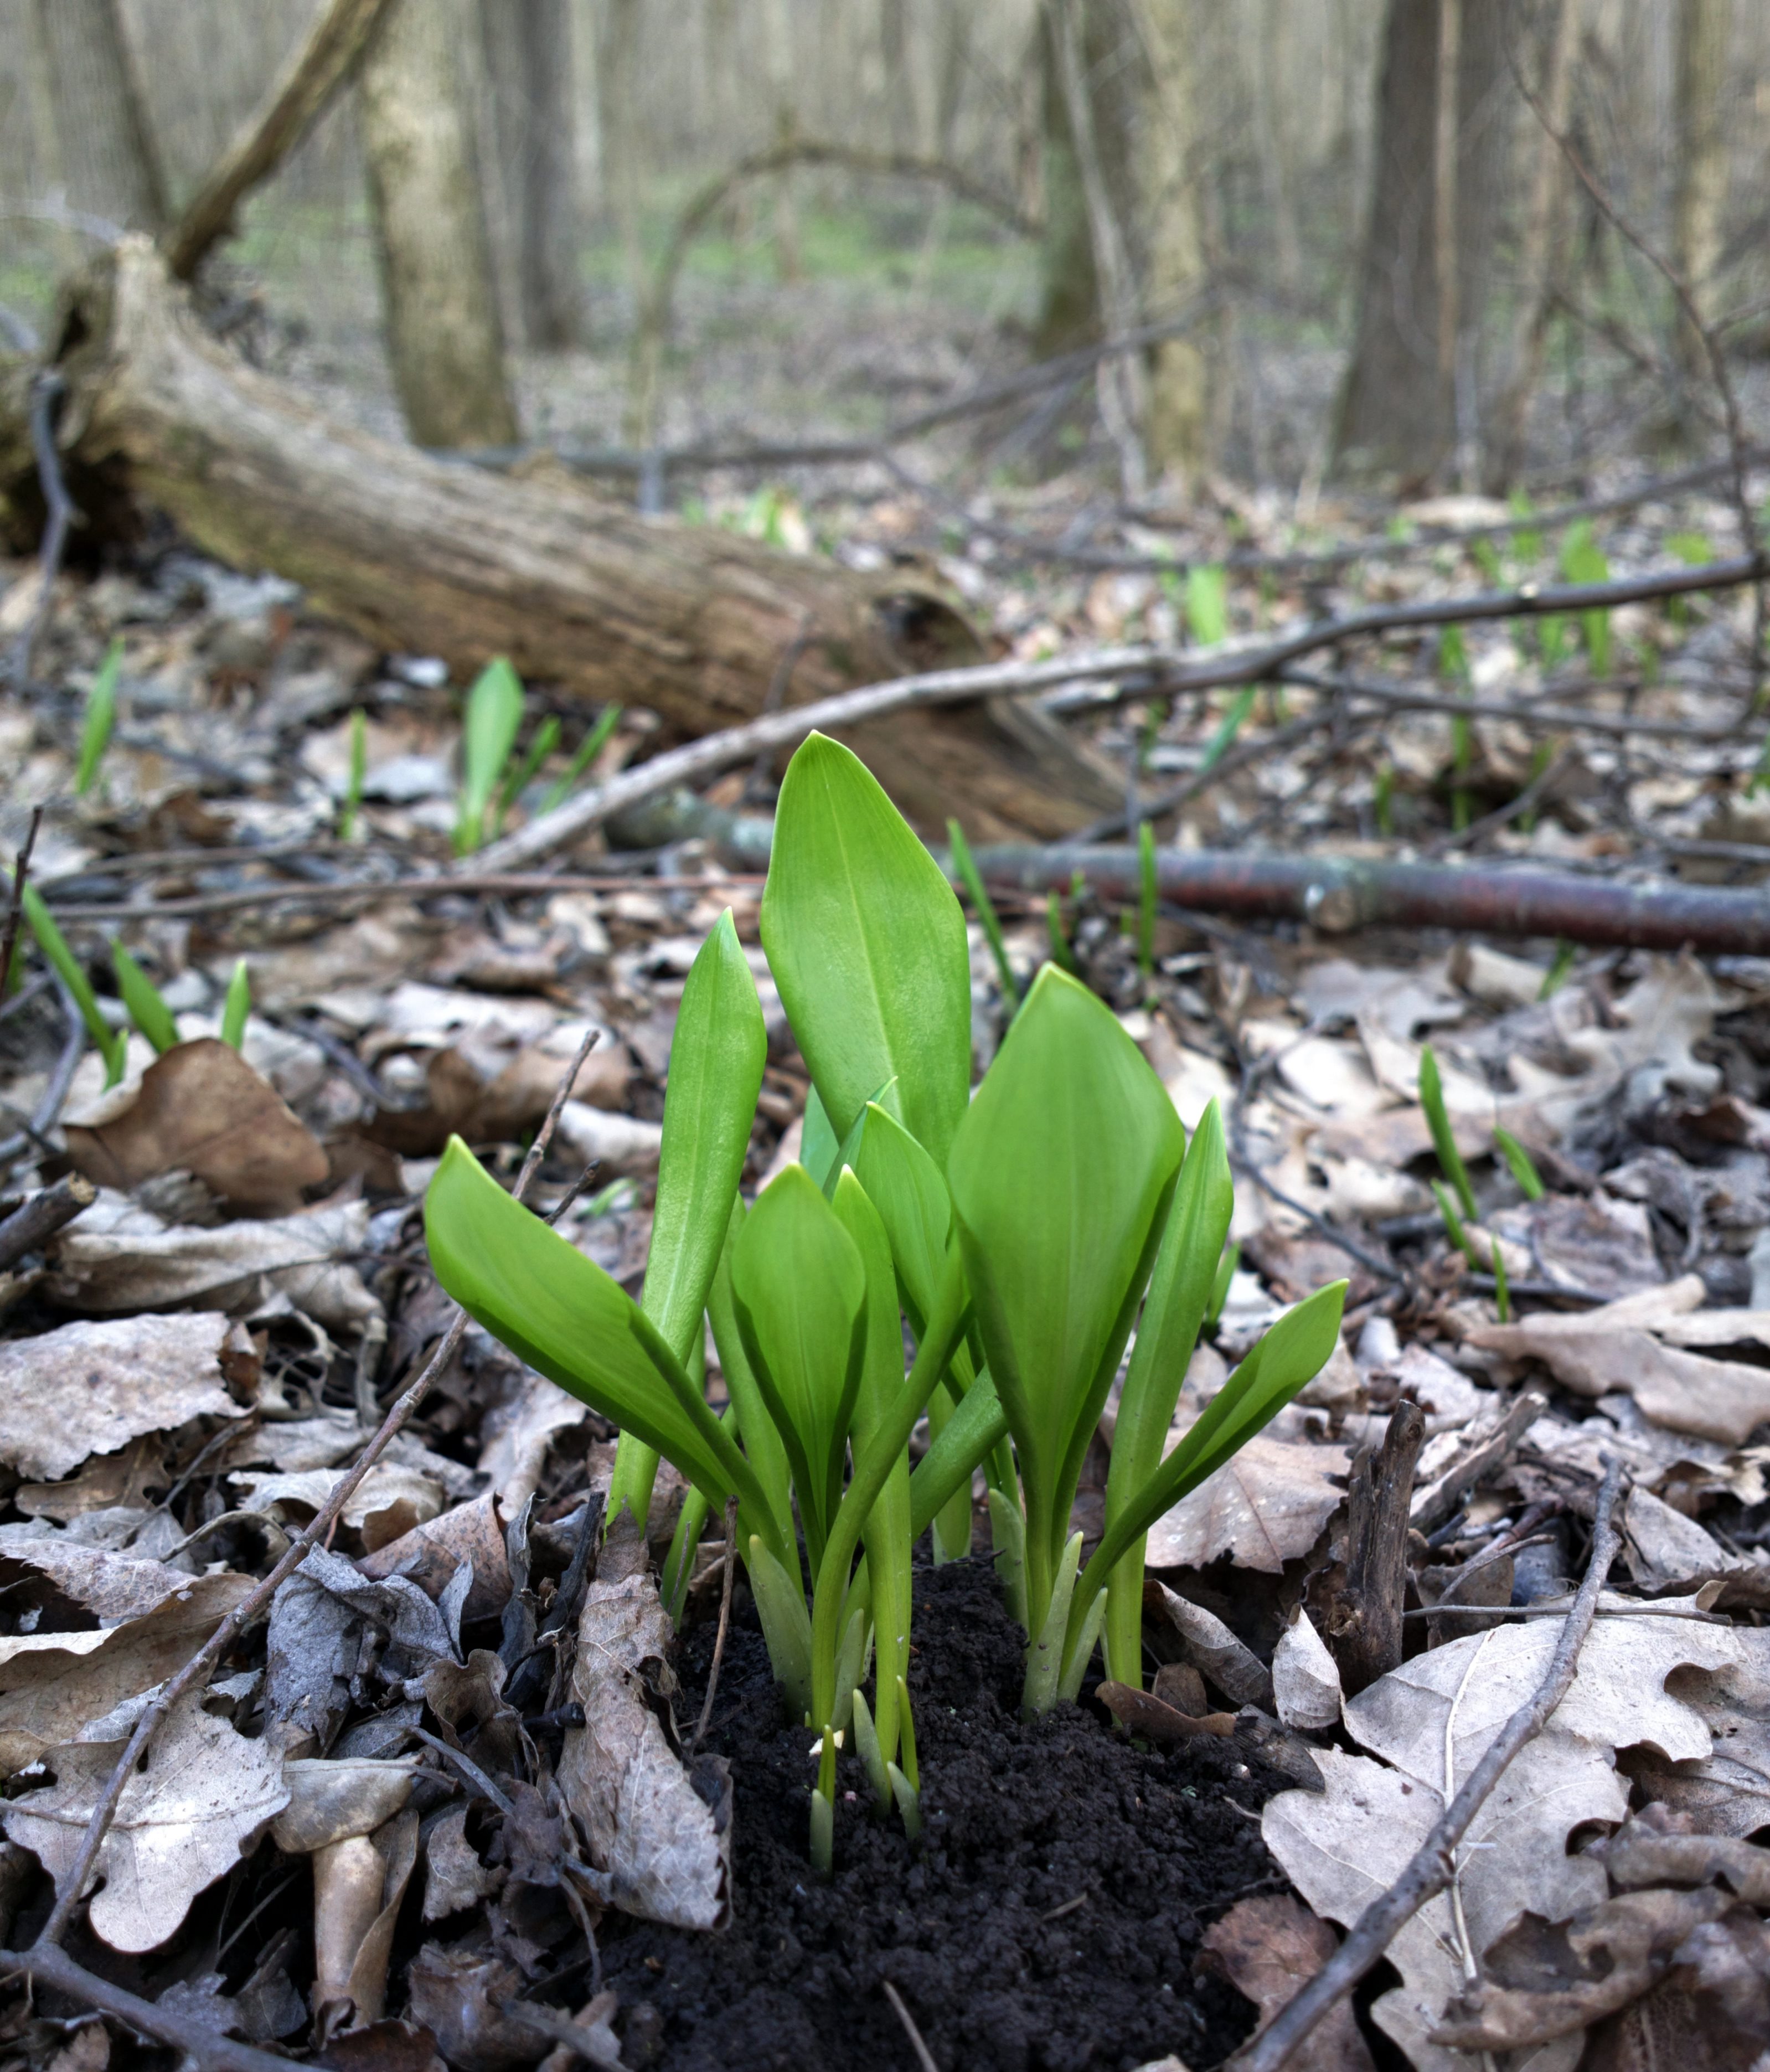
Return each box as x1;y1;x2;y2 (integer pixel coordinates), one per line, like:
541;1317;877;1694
1145;1434;1350;1574
1096;1681;1236;1740
1198;1894;1375;2072
2;1690;288;1952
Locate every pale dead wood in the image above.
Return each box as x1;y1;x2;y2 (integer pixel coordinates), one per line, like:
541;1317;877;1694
1322;1399;1427;1697
1227;1460;1626;2072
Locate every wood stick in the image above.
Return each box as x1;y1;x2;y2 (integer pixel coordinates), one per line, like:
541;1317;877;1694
30;1028;596;1950
0;1172;96;1271
0;1941;297;2072
0;805;42;1004
1322;1398;1426;1697
1227;1459;1625;2072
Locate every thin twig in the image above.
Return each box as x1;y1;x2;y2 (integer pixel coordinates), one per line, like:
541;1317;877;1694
0;973;86;1177
692;1496;741;1757
0;1172;95;1271
31;1034;587;1950
10;373;75;690
0;805;43;1004
40;871;767;923
0;1941;297;2072
1228;1459;1626;2072
880;1980;940;2072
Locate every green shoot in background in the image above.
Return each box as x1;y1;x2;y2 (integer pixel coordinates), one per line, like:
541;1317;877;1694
1493;1125;1545;1200
453;657;525;855
1373;761;1395;836
1439;626;1473;832
948;817;1019;1009
540;704;624;817
1418;1045;1476;1220
1559;520;1611;678
112;945;178;1054
1491;1239;1512;1323
1185;564;1229;647
1539;941;1576;998
76;640;123;798
14;882;126;1086
494;715;560;836
338;708;367;841
1045;891;1081;977
1136;821;1158;987
1199;685;1258;776
220;959;251;1050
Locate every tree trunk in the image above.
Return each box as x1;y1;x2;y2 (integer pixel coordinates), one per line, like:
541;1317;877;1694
1672;0;1732;378
479;0;587;348
1134;0;1214;491
32;0;167;232
4;240;1119;842
1332;0;1515;486
1034;2;1098;355
358;0;519;448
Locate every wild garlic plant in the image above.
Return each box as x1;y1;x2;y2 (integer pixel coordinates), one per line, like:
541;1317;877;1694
425;732;1344;1870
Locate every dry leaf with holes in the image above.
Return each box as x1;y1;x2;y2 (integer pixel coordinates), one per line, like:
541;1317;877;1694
1262;1619;1762;2072
1198;1894;1375;2072
231;1464;446;1553
0;1572;253;1777
64;1039;329;1216
556;1516;731;1930
0;1538;203;1627
0;1311;252;1482
3;1690;288;1952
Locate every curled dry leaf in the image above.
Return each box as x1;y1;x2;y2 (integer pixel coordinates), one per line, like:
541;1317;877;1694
312;1807;420;2032
1262;1619;1764;2072
1145;1434;1350;1574
50;1198;380;1333
0;1537;203;1626
1197;1893;1375;2072
0;1571;252;1777
1272;1610;1343;1731
271;1757;418;1853
421;1804;502;1921
1144;1580;1275;1710
1095;1681;1236;1741
404;1944;536;2072
556;1518;731;1930
1619;1639;1770;1838
0;1310;250;1482
3;1690;289;1952
64;1038;329;1217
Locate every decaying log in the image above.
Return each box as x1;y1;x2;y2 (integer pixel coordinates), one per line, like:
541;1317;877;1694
0;239;1120;839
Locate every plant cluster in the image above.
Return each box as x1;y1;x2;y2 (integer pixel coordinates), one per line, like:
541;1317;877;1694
450;657;621;856
425;735;1344;1868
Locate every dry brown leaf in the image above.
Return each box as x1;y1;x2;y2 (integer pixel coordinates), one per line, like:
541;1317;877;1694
1144;1581;1276;1710
1623;1486;1755;1593
64;1039;328;1215
1145;1435;1349;1573
420;1804;502;1921
1468;1278;1770;1445
1272;1610;1343;1730
357;1491;512;1621
556;1518;730;1930
1262;1619;1759;2072
1197;1894;1376;2072
312;1808;420;2032
404;1945;535;2071
0;1570;253;1777
232;1465;445;1552
3;1690;288;1952
0;1310;250;1481
0;1536;201;1626
271;1758;417;1853
1618;1636;1770;1837
50;1199;380;1332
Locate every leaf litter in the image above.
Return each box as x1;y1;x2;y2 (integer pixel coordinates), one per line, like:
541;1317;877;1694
3;489;1770;2070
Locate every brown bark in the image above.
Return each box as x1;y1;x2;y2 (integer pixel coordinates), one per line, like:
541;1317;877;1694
478;0;587;349
8;240;1117;843
1318;1400;1426;1697
1672;0;1733;378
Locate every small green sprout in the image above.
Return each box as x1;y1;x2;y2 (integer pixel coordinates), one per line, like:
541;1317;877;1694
1493;1126;1545;1200
539;704;623;817
1469;537;1504;587
14;882;126;1086
948;818;1019;1009
494;715;560;836
76;640;123;797
1373;761;1396;836
1491;1239;1512;1322
338;708;368;840
1136;821;1158;988
453;657;525;855
1432;1179;1483;1267
1508;490;1542;564
1539;940;1576;998
1185;564;1229;647
1417;1045;1476;1220
1199;685;1258;776
220;958;251;1050
425;735;1344;1874
1206;1241;1240;1326
1045;891;1081;977
1559;520;1611;677
111;945;179;1054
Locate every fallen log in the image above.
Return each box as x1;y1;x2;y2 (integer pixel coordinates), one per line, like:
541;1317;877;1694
0;239;1120;839
971;844;1770;955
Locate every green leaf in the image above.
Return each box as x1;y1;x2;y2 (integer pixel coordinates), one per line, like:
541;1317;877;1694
454;657;524;855
1101;1100;1234;1684
1198;685;1257;775
425;1136;782;1555
760;733;971;1163
947;965;1184;1628
850;1101;952;1334
730;1163;868;1563
494;714;559;834
539;704;623;817
948;817;1019;1008
1493;1125;1546;1201
705;1199;794;1561
1184;564;1229;646
17;883;125;1086
338;708;367;841
111;945;179;1054
609;911;767;1530
1432;1179;1483;1267
1418;1045;1477;1220
76;640;122;797
801;1084;841;1193
909;1370;1007;1538
219;958;251;1050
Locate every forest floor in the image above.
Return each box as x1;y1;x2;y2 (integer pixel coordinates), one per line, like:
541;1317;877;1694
2;222;1770;2071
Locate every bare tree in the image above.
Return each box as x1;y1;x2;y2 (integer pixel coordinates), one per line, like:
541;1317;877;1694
359;0;519;447
33;0;167;230
598;0;643;292
1136;0;1213;488
1333;0;1516;485
1671;0;1733;378
480;0;587;349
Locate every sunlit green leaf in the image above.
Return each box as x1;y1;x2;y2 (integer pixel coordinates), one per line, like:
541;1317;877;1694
111;945;179;1054
454;657;524;855
761;733;971;1162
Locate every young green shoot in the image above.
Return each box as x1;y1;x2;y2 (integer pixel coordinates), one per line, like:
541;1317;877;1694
111;945;179;1054
338;708;368;840
1491;1239;1512;1323
1136;821;1158;989
76;640;123;798
16;883;126;1086
540;704;624;817
220;958;251;1050
453;657;525;856
494;715;561;835
1440;625;1472;833
1432;1180;1482;1267
1560;520;1611;678
1539;940;1576;998
947;818;1019;1009
1199;685;1258;776
1373;761;1396;837
1417;1045;1477;1220
1045;891;1081;977
1184;564;1229;647
1493;1126;1545;1200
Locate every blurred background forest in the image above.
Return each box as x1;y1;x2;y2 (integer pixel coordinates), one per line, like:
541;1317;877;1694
4;0;1767;507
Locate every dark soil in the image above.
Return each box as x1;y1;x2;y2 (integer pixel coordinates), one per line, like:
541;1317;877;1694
599;1558;1290;2072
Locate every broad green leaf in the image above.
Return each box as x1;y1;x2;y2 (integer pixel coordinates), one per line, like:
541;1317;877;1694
760;733;971;1162
801;1084;841;1192
425;1137;768;1536
947;965;1184;1597
730;1163;867;1560
910;1370;1007;1538
850;1102;952;1333
609;910;766;1532
1185;564;1229;646
111;945;179;1054
455;656;524;854
705;1198;794;1558
1101;1099;1233;1683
